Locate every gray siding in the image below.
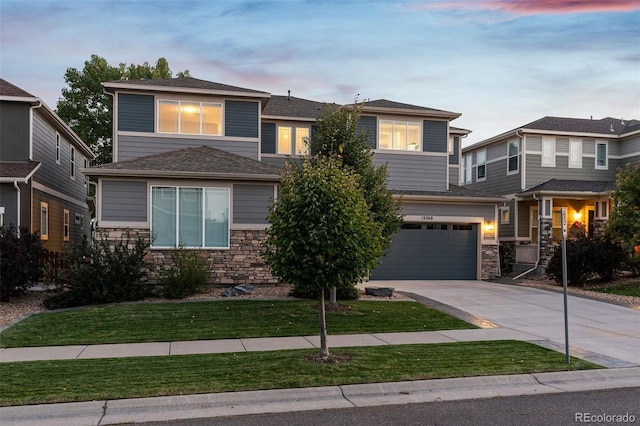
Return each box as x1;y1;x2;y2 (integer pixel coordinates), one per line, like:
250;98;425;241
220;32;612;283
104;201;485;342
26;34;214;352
0;182;25;228
487;141;507;162
102;180;147;222
117;134;259;161
466;160;521;195
357;115;377;149
225;100;259;138
498;200;515;239
423;120;447;153
373;153;447;191
402;201;495;221
232;184;274;224
449;166;460;186
525;155;618;187
0;101;30;161
517;201;535;239
621;134;640;157
261;122;276;154
32;112;88;200
118;94;154;133
449;136;459;164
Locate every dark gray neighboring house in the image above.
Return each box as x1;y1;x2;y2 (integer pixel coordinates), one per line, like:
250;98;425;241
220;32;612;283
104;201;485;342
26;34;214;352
0;78;95;252
461;116;640;274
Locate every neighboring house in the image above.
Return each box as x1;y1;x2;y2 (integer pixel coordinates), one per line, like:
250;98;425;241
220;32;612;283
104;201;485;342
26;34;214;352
461;116;640;274
88;77;504;284
0;78;95;252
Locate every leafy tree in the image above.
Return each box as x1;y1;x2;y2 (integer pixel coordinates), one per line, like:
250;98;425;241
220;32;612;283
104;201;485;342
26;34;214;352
263;157;384;359
56;54;190;164
0;225;45;302
310;102;402;303
607;161;640;260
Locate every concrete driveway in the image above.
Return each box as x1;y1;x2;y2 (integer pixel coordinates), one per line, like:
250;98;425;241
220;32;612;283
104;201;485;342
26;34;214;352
364;280;640;367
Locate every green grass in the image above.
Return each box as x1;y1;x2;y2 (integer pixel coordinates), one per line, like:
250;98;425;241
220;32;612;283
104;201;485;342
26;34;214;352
0;300;475;348
589;281;640;298
0;340;599;406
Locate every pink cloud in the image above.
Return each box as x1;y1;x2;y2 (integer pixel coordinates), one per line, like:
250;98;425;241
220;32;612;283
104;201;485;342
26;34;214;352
410;0;640;15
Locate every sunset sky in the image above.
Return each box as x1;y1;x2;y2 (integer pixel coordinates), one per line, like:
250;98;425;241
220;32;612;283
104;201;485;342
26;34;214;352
1;0;638;145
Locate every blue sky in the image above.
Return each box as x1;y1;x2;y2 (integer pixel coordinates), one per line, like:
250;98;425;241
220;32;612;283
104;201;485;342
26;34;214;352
1;0;638;145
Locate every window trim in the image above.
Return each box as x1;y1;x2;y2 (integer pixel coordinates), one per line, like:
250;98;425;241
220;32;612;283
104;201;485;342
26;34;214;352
150;185;230;249
464;154;472;184
499;206;510;224
55;133;61;164
40;202;49;241
476;149;487;181
157;99;224;136
63;209;70;241
541;137;555;167
595;200;609;219
507;140;520;174
378;119;422;152
70;146;75;180
276;126;292;155
595;141;608;170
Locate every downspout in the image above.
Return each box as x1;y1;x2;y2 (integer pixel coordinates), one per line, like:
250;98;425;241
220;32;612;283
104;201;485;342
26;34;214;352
14;181;21;232
513;193;541;279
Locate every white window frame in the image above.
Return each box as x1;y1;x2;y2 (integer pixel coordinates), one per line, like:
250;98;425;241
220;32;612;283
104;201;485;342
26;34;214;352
541;137;555;167
595;200;609;219
63;209;70;241
378;120;422;151
595;141;608;170
448;136;454;154
150;185;230;249
569;138;582;168
464;154;472;184
276;125;310;156
507;140;520;174
70;146;75;180
277;126;292;155
499;206;510;224
542;197;553;219
40;202;49;240
55;133;61;164
157;99;223;136
476;149;487;181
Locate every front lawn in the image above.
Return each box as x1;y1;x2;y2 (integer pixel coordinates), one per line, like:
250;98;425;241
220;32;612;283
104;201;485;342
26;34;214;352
0;300;475;347
0;340;599;406
589;281;640;298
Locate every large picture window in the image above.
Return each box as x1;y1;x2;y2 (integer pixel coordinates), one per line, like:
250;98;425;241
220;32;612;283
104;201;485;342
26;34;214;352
158;100;222;135
151;186;229;248
277;126;310;156
379;120;421;151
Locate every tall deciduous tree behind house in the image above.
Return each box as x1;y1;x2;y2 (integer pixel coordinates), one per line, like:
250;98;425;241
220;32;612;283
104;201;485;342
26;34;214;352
56;55;189;165
310;103;403;302
606;161;640;265
262;157;384;359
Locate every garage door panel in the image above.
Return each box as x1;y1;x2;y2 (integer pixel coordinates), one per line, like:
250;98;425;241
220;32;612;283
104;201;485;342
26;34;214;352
371;223;477;280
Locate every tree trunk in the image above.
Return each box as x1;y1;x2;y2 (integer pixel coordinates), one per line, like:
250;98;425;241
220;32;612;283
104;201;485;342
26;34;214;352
329;285;337;307
319;288;329;359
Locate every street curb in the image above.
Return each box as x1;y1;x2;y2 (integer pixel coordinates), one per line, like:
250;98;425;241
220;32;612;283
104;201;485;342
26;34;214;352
2;367;639;426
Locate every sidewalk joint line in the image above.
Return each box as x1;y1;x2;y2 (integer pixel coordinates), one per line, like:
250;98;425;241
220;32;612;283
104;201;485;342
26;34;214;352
75;345;89;359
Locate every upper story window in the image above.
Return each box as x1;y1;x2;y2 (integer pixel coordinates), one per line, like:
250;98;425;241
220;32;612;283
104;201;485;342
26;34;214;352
379;120;421;151
70;146;75;180
541;137;555;167
158;100;222;136
569;139;582;168
595;141;608;169
508;140;520;174
277;126;310;156
448;137;454;154
55;133;61;164
476;149;487;180
464;154;472;184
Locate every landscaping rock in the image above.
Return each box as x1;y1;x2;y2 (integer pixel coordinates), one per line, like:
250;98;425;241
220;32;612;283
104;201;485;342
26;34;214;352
365;287;394;297
221;285;255;297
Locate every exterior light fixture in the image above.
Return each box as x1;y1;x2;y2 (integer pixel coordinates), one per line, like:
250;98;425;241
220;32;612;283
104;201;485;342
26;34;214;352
485;221;494;232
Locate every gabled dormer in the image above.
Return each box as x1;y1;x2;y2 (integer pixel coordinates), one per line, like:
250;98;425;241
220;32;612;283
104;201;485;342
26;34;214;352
102;77;270;162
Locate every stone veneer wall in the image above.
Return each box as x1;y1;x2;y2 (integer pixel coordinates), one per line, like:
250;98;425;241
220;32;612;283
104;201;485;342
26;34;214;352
481;244;499;280
537;218;555;272
95;227;277;285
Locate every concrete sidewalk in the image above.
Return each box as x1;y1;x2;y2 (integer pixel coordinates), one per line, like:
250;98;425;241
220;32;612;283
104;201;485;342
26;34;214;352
2;367;639;426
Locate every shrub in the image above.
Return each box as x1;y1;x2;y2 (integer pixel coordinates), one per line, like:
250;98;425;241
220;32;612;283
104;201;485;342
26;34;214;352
44;236;151;309
546;233;626;286
0;225;45;302
160;247;210;299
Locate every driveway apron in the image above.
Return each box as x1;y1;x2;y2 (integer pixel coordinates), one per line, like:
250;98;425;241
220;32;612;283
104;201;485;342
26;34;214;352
364;280;640;367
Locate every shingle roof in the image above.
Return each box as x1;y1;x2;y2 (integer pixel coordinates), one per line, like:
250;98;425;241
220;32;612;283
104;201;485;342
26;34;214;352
263;95;328;119
102;77;269;95
523;116;640;136
0;161;40;180
519;179;616;195
395;185;504;200
88;146;281;180
361;99;458;116
0;79;35;98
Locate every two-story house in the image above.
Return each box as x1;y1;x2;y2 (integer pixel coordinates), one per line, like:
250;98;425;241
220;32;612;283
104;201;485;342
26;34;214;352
0;78;94;252
87;77;504;284
461;116;640;274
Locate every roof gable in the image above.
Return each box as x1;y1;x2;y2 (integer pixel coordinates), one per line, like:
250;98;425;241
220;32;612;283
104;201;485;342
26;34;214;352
262;95;327;119
0;78;36;98
102;77;269;97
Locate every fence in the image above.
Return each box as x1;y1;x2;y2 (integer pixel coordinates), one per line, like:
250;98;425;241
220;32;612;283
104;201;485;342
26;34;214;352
41;250;67;282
